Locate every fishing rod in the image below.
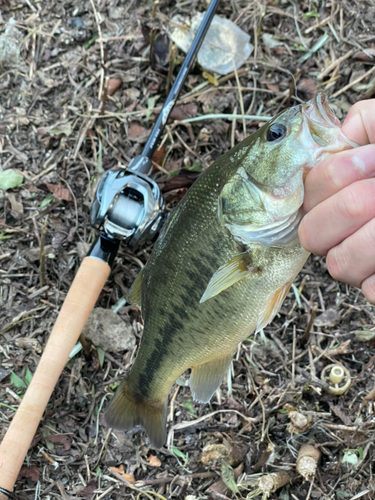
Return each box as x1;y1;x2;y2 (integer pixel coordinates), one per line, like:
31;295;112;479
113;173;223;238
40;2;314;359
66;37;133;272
0;0;221;497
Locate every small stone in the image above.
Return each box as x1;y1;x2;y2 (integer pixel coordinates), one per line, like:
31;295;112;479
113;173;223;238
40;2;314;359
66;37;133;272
71;17;84;29
314;308;340;327
82;307;136;353
107;78;122;96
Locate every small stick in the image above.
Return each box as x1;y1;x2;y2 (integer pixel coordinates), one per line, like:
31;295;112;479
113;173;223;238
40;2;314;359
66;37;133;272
332;66;375;98
100;77;110;115
88;0;104;101
39;218;47;288
317;49;355;80
299;303;318;346
291;325;296;388
174;130;202;163
136;471;217;486
305;14;334;34
231;105;237;148
232;59;246;137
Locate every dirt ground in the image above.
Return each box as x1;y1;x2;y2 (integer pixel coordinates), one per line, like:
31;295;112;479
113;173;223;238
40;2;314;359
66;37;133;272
1;0;375;499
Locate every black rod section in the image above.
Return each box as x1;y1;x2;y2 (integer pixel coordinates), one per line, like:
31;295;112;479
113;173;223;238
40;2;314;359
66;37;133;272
88;232;120;267
141;0;221;159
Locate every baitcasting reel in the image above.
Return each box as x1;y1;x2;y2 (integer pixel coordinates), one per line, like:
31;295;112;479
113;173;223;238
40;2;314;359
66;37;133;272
90;155;166;248
90;0;220;252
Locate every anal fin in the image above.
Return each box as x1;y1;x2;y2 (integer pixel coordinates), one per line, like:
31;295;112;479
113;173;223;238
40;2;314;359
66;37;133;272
190;353;233;403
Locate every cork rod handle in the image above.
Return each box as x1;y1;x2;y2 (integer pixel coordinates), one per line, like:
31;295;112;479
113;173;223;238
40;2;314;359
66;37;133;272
0;257;111;498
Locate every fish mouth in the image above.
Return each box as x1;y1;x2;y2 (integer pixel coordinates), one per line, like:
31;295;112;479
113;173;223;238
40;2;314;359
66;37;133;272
299;92;356;166
302;93;341;144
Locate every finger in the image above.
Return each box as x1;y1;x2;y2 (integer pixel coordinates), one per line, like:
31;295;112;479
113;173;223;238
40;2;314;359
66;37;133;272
341;99;375;145
303;144;375;212
299;178;375;255
326;218;375;288
362;274;375;305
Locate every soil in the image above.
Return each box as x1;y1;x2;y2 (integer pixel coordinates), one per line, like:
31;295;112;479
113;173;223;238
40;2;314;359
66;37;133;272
1;0;375;499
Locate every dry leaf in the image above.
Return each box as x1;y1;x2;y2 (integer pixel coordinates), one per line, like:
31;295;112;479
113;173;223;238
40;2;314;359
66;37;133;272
147;454;161;467
77;479;97;500
169;103;197;121
298;78;318;99
42;182;73;202
18;465;40;482
6;193;23;214
151;145;167;166
109;465;135;483
355;48;375;62
202;71;219;86
266;83;279;93
45;434;72;451
128;122;147;140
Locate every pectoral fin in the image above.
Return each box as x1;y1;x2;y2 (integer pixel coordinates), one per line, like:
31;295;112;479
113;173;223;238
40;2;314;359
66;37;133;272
200;252;259;304
128;268;144;308
190;352;233;403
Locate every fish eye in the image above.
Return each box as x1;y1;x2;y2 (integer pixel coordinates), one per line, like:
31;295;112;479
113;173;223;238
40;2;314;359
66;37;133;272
267;123;287;142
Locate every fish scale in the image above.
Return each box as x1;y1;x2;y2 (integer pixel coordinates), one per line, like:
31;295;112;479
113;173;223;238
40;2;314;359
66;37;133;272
105;94;354;448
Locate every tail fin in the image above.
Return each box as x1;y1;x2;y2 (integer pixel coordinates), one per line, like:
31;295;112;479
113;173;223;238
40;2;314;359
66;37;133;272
105;380;167;449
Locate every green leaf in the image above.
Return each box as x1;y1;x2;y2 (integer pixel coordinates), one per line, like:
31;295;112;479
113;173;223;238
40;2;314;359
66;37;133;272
221;462;239;495
47;122;72;137
181;399;195;416
0;169;24;191
84;34;98;49
304;9;319;18
167;169;181;178
355;330;375;342
97;346;105;369
0;232;13;240
45;439;54;451
358;447;364;460
336;491;350;499
25;368;33;385
11;371;27;389
41;424;56;436
279;489;290;500
342;450;358;466
68;341;83;360
39;193;54;209
171;446;188;461
187;160;202;172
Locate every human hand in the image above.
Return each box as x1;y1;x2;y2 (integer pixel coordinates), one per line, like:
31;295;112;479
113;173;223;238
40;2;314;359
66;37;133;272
298;99;375;303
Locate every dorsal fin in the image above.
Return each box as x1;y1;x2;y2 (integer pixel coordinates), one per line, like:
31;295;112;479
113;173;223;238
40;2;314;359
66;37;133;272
128;269;144;308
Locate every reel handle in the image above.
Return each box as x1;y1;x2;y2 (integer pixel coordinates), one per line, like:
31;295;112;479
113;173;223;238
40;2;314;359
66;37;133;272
0;257;111;498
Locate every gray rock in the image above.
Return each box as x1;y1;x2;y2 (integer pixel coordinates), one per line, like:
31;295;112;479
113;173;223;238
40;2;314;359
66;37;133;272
82;307;136;353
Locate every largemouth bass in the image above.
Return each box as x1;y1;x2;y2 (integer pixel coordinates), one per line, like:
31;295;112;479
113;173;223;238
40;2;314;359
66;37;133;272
106;94;353;447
